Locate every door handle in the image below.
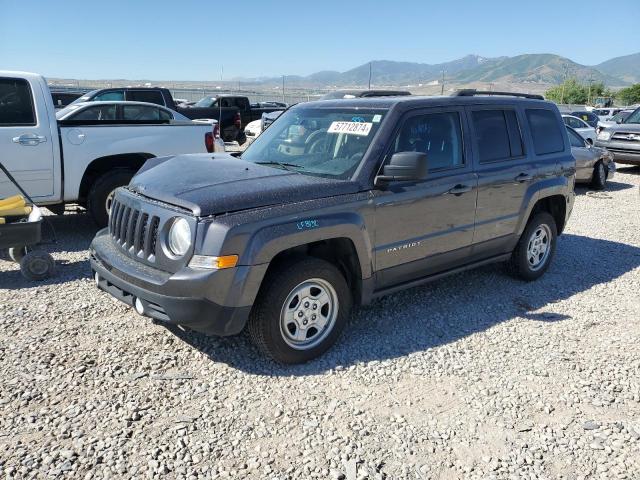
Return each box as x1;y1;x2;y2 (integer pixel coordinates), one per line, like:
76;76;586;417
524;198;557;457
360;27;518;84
514;173;533;183
12;134;47;146
446;184;472;196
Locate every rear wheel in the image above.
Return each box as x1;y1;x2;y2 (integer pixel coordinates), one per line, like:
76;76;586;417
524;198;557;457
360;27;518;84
87;170;135;228
591;161;607;190
508;212;557;281
248;257;352;363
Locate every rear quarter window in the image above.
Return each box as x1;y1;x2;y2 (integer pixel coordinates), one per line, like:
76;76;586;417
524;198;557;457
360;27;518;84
0;78;36;126
526;109;565;155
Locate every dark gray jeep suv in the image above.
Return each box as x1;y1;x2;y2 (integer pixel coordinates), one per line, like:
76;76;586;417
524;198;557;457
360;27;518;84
90;90;575;363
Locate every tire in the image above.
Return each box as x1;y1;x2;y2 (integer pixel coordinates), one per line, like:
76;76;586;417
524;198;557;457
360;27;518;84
248;257;352;364
508;212;557;281
20;250;55;281
591;161;607;190
8;246;27;263
87;170;135;228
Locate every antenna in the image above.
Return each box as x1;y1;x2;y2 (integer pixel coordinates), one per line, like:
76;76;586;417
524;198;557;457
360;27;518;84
368;62;372;90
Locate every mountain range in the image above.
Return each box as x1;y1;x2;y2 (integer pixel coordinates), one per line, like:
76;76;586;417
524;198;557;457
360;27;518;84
247;52;640;88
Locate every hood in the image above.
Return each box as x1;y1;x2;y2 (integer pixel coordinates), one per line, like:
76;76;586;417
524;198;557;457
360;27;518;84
129;154;361;216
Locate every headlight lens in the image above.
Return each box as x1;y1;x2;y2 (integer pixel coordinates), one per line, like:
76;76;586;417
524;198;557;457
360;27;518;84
167;218;191;257
597;131;611;141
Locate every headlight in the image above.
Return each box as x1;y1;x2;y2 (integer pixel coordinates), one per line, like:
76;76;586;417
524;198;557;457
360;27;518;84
167;218;191;257
597;131;611;141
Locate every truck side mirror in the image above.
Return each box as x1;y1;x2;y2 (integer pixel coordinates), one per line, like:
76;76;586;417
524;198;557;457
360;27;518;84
375;152;428;186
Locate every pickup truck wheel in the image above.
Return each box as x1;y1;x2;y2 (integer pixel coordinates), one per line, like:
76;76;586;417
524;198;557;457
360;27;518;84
88;170;134;228
591;161;607;190
248;257;352;364
509;212;557;281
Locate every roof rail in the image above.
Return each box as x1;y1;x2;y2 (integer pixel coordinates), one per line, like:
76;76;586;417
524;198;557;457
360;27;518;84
451;89;544;100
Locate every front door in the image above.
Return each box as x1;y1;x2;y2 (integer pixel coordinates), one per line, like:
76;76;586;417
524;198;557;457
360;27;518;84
0;77;55;199
373;108;478;288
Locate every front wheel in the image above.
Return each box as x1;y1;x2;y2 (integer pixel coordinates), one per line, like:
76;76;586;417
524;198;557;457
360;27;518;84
508;212;557;281
248;257;352;363
591;161;607;190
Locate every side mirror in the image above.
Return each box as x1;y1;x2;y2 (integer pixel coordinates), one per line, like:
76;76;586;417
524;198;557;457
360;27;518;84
375;152;428;186
616;118;623;124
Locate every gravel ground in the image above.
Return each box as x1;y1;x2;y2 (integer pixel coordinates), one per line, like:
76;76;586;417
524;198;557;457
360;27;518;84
1;168;639;480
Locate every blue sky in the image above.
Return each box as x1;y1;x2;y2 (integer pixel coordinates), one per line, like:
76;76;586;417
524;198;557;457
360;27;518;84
1;0;639;80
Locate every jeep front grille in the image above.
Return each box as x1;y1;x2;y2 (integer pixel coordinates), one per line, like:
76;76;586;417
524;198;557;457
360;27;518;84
109;198;160;261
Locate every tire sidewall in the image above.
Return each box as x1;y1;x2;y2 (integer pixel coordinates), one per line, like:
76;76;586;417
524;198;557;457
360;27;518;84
516;213;557;281
254;259;352;363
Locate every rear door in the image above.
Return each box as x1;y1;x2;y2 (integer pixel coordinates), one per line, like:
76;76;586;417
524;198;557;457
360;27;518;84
373;107;478;288
567;127;594;181
0;76;55;199
468;105;533;257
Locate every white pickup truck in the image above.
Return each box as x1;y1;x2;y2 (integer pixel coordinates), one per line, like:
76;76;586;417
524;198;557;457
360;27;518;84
0;71;223;226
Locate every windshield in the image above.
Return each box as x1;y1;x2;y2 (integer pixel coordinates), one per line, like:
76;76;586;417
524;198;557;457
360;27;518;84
55;104;83;119
69;90;97;105
194;96;217;108
241;107;387;180
624;108;640;124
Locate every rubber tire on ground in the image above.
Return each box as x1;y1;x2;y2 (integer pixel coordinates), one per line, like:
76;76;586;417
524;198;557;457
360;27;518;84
248;257;352;364
88;170;135;228
20;250;55;281
8;246;27;263
591;161;607;190
508;212;557;281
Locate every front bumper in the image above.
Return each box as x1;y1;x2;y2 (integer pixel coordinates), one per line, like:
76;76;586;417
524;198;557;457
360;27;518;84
595;142;640;165
89;229;267;336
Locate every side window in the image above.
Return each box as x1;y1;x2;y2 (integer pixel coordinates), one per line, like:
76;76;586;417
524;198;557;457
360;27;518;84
0;78;36;126
567;128;585;148
128;90;165;106
220;98;233;108
472;109;523;162
158;108;172;120
392;112;464;170
94;91;124;101
71;104;117;121
122;104;161;121
235;98;249;110
526;109;565;155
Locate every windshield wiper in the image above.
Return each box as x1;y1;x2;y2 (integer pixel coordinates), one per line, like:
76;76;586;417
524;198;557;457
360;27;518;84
254;161;304;173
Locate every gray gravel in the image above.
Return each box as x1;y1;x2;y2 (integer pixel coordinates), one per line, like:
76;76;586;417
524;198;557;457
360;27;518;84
1;168;639;479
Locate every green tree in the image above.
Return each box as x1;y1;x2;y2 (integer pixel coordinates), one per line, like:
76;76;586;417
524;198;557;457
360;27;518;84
616;84;640;106
544;78;607;104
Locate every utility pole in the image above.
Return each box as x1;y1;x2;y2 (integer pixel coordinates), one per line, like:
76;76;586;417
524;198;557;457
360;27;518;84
441;70;445;95
282;75;285;103
368;62;372;90
560;64;569;105
587;75;593;105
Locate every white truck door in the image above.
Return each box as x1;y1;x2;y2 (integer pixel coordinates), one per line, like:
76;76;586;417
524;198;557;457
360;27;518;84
0;76;55;199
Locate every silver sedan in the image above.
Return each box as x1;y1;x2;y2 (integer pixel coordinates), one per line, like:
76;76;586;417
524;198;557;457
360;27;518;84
567;126;615;190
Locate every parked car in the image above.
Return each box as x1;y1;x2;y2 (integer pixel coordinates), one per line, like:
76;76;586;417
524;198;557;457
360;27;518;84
566;126;614;189
597;109;634;132
90;89;575;363
592;108;623;121
319;89;411;100
570;111;599;128
595;106;640;165
562;115;597;144
71;88;282;143
51;91;84;109
0;72;223;227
